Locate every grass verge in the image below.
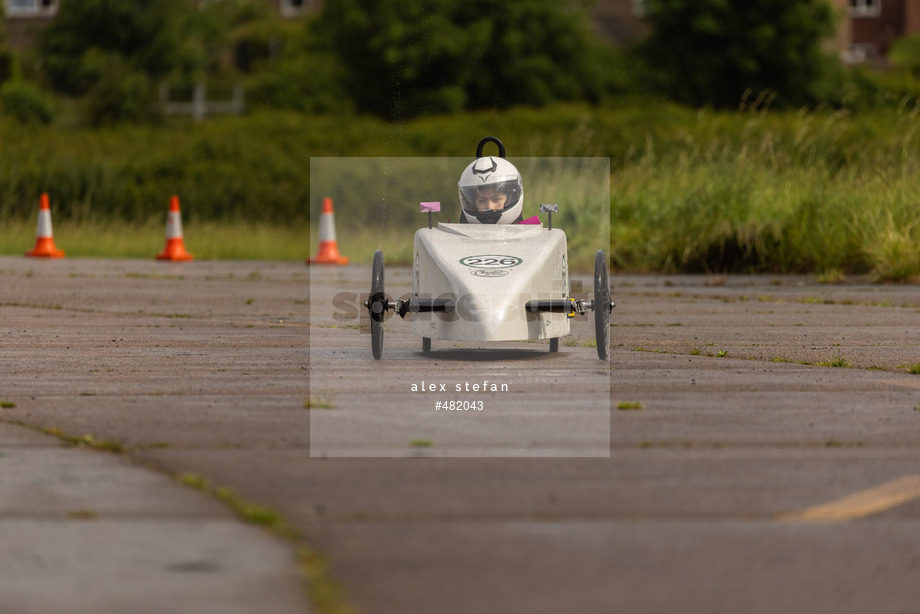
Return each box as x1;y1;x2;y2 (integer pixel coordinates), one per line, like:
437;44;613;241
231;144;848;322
5;421;354;614
177;474;355;614
0;218;308;260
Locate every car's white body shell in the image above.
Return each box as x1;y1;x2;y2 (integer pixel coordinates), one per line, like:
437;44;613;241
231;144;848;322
410;223;570;341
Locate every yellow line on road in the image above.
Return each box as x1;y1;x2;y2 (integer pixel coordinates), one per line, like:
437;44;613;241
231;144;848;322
776;475;920;523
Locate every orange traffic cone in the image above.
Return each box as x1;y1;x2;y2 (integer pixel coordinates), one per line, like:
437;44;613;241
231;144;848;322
25;193;65;258
156;195;193;261
308;197;349;265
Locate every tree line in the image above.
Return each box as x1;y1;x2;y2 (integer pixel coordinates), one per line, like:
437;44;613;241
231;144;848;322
2;0;920;126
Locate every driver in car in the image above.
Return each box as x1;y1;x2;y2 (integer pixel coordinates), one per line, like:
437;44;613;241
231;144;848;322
458;156;525;224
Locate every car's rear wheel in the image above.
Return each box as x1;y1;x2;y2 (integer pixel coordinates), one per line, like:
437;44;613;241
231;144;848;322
369;250;386;359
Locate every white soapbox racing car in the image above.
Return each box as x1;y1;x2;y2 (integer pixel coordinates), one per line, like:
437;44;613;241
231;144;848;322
365;137;614;360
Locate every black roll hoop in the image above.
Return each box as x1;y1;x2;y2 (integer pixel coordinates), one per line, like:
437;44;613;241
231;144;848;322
476;136;505;159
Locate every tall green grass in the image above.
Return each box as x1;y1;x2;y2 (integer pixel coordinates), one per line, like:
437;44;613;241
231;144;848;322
4;102;920;276
609;104;920;279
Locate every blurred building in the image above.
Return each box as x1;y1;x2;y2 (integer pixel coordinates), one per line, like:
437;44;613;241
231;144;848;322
2;0;321;49
4;0;57;49
834;0;920;65
590;0;648;45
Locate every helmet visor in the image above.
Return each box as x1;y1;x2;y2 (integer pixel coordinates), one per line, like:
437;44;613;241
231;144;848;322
460;178;521;215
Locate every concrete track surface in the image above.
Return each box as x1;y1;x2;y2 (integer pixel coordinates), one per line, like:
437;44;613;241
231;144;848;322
3;256;920;614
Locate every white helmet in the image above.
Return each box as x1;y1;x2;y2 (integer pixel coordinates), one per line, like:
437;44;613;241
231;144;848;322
458;155;524;224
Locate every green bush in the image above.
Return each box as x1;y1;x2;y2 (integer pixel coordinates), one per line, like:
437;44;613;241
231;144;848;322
834;65;920;111
639;0;839;108
0;48;11;84
246;53;353;114
889;34;920;75
82;54;157;126
0;80;55;125
0;2;9;83
36;0;215;96
315;0;613;119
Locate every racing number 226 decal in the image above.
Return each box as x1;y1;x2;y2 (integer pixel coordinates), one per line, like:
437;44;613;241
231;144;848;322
459;255;522;269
